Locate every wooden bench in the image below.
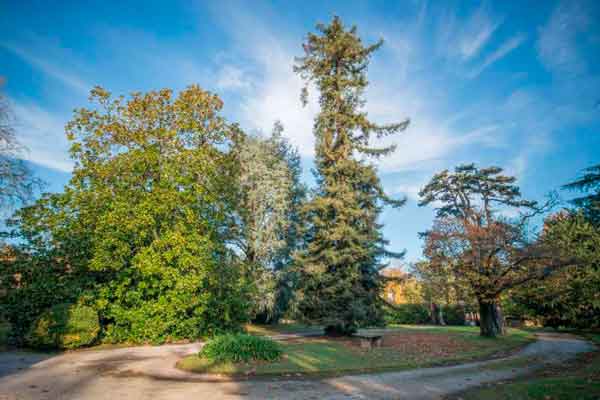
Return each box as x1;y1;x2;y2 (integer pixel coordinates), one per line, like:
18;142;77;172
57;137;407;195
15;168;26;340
352;333;383;350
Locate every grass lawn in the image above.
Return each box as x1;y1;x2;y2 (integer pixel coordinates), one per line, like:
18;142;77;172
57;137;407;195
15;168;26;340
244;322;323;336
177;325;535;377
449;333;600;400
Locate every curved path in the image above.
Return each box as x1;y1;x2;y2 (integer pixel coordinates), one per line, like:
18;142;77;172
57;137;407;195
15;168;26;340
0;333;594;400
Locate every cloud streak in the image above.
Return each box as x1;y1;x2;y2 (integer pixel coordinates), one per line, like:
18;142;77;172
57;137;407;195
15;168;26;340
11;100;72;172
537;1;590;76
0;41;90;96
469;33;526;78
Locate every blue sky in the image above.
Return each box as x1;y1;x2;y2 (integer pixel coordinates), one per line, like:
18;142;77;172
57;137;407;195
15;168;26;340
1;0;599;264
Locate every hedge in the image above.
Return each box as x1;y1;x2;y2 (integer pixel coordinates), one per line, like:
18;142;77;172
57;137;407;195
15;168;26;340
26;303;100;349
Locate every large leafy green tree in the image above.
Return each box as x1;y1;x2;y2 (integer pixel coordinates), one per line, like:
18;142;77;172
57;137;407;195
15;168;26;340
4;86;249;343
506;164;600;329
506;212;600;329
293;17;409;335
419;164;585;337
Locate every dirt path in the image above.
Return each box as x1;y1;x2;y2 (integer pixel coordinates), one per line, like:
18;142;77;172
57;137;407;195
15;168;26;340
0;332;594;400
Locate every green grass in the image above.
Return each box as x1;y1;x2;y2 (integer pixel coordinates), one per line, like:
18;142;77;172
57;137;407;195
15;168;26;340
177;326;535;377
453;332;600;400
244;323;323;336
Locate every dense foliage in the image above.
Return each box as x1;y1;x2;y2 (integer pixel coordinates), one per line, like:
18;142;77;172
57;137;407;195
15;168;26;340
200;333;282;363
384;304;430;325
505;174;600;329
2;86;250;345
293;17;409;335
26;303;99;349
383;303;467;326
232;123;305;324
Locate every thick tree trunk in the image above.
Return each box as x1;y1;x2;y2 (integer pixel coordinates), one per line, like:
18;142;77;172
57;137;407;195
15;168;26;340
478;299;505;337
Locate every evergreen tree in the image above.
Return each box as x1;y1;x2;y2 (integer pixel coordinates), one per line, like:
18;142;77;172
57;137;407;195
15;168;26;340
293;17;409;335
563;163;600;225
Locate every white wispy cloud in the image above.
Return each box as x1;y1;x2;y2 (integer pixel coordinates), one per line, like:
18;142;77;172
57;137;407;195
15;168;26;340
0;41;90;96
459;8;501;60
469;33;526;78
216;65;252;91
537;1;590;76
207;2;510;174
10;101;72;172
206;4;319;157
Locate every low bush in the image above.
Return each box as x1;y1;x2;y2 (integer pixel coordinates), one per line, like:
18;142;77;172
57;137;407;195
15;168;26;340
26;303;100;349
442;305;467;326
384;303;430;325
200;333;282;363
385;303;468;326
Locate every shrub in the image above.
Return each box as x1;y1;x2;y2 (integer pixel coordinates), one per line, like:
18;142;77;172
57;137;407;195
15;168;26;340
26;303;100;349
0;320;11;347
384;303;430;325
442;305;466;326
200;333;282;363
0;250;91;345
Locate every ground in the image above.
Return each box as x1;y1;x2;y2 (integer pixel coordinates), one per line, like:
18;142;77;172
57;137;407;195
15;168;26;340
178;326;534;377
0;328;595;400
447;333;600;400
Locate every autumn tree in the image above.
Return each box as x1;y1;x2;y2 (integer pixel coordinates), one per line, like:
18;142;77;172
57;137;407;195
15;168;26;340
418;164;583;337
382;267;423;305
293;17;409;335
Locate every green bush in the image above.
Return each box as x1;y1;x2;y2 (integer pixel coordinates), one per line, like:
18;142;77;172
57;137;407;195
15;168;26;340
384;303;468;326
26;303;100;349
0;251;91;345
442;305;466;326
384;303;430;325
0;320;11;347
200;333;282;363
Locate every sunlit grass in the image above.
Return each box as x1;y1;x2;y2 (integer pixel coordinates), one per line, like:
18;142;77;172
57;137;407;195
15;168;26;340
452;333;600;400
177;326;535;377
244;322;323;336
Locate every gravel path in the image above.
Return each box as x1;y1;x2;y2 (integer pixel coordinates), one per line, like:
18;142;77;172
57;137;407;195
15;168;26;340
0;332;594;400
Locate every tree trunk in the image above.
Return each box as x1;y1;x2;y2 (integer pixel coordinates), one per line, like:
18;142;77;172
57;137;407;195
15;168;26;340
479;299;505;337
438;305;446;326
430;303;445;325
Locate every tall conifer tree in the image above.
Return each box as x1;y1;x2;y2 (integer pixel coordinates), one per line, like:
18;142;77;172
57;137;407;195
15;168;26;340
294;17;409;335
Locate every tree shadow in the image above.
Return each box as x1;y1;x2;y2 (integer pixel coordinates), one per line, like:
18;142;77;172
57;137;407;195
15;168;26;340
0;350;56;378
